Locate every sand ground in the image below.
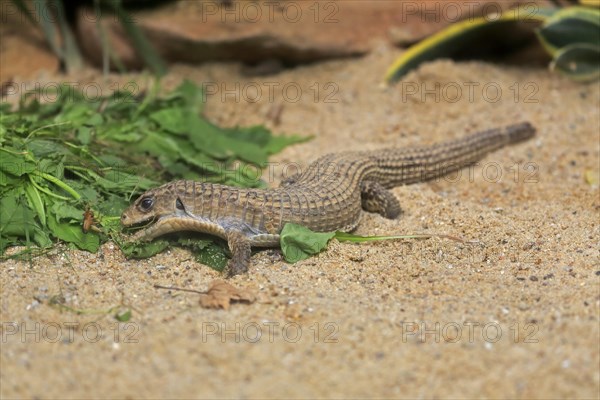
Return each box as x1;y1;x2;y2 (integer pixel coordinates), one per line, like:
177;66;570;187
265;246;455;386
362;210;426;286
1;44;599;399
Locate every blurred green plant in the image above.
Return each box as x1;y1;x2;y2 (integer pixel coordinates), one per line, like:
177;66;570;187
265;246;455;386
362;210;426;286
385;3;600;83
10;0;166;75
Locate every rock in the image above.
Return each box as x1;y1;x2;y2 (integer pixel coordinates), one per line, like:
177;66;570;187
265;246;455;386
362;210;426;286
75;0;554;71
0;2;60;84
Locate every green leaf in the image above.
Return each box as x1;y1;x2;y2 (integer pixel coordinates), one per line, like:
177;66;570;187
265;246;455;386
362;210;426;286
536;7;600;55
50;201;84;223
97;194;130;217
177;236;229;271
0;191;52;250
194;242;229;271
24;182;46;227
385;6;551;82
26;139;70;158
47;214;100;252
0;151;36;176
114;309;132;322
0;170;21;187
77;126;93;145
280;223;437;264
334;232;434;242
169;80;205;111
120;239;170;259
137;130;182;162
264;133;313;155
150;108;189;134
551;43;600;81
280;223;336;263
64;181;99;203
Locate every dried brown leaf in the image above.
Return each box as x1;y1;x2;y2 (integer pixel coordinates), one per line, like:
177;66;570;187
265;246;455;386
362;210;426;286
198;279;256;310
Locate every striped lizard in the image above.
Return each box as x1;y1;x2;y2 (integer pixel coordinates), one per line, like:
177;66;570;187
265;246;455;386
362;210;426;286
121;122;535;276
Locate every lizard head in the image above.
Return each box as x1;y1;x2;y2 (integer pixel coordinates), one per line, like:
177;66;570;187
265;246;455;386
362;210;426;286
121;182;188;241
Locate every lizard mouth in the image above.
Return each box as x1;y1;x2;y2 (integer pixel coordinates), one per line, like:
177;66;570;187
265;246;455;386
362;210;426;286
121;215;160;239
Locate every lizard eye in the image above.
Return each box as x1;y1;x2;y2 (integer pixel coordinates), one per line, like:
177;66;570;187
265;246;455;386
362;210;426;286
139;197;154;212
176;198;185;211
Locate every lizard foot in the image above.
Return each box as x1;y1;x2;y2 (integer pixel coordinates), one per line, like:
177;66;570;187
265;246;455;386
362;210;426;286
225;230;251;277
360;181;402;219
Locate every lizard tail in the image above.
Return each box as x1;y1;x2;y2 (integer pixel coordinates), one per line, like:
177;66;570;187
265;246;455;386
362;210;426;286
506;121;536;143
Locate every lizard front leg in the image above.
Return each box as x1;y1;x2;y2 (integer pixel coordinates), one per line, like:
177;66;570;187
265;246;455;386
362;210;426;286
225;230;252;277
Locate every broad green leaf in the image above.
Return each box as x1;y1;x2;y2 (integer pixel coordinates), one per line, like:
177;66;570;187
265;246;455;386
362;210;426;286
0;170;20;186
280;223;336;263
50;201;84;223
27;139;70;158
264;133;313;155
176;236;229;270
385;6;551;82
64;180;99;203
47;214;100;252
0;191;52;249
150;108;189;134
97;193;130;217
115;309;132;322
280;223;437;264
137;130;182;161
120;239;170;259
0;152;36;176
54;103;91;123
536;7;600;55
551;43;600;81
170;80;205;111
194;242;229;271
176;141;224;174
77;126;93;145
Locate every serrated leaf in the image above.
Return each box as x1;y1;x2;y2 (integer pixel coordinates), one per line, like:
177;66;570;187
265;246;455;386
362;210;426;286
176;236;229;270
47;214;100;252
263;133;313;155
50;201;84;223
0;152;36;176
120;239;170;259
150;108;189;134
171;79;205;111
0;191;52;250
193;242;229;271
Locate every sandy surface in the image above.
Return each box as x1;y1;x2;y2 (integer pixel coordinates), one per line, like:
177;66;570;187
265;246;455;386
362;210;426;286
1;44;599;399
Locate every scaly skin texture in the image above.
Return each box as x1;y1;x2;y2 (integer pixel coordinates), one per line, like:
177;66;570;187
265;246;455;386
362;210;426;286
121;122;535;275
